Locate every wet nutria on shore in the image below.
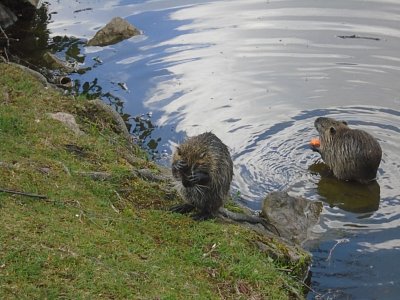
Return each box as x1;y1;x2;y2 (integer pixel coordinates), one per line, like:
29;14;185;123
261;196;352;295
170;132;233;220
312;117;382;184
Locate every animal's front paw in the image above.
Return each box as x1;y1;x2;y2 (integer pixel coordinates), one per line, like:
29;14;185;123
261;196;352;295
173;160;189;171
169;203;195;214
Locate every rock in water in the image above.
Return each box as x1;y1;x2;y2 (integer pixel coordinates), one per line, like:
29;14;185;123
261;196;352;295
261;191;322;245
27;0;40;6
87;17;140;47
42;52;76;73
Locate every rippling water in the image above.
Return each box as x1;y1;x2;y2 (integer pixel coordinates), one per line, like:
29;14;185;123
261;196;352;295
42;0;400;298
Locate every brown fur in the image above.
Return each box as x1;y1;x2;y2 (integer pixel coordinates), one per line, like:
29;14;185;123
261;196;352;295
313;117;382;184
171;132;233;220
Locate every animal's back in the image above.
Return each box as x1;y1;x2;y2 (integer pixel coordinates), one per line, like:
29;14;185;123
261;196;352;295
314;117;382;183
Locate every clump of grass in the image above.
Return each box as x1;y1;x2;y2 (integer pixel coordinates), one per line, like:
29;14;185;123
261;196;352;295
0;114;26;135
0;63;309;299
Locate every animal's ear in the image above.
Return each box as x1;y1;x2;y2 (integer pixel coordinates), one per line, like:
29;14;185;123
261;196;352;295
330;127;336;135
341;120;348;125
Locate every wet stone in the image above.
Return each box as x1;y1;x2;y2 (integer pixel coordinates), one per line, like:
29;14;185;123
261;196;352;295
87;17;141;47
261;191;322;245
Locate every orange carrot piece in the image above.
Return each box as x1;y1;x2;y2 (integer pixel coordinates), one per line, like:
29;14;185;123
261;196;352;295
310;138;320;147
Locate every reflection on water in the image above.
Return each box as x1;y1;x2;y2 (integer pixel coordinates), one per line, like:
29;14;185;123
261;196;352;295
4;3;51;67
318;177;381;215
6;0;400;298
310;162;381;214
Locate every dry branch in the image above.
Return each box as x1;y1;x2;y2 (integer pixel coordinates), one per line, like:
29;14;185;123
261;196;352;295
0;188;48;199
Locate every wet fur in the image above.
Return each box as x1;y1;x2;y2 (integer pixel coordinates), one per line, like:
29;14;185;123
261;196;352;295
314;117;382;184
171;132;233;220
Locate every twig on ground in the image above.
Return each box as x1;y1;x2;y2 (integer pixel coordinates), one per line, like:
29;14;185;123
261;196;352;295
0;26;10;46
110;190;122;213
0;188;48;199
298;278;323;299
0;25;10;62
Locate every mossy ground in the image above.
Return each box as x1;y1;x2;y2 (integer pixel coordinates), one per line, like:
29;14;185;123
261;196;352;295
0;63;308;299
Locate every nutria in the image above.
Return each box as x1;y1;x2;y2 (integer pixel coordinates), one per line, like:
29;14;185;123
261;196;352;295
170;132;233;220
312;117;382;184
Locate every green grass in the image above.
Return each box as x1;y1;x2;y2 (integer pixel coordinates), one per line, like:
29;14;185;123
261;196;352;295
0;63;309;299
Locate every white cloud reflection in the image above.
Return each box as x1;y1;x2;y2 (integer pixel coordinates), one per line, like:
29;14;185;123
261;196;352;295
359;239;400;252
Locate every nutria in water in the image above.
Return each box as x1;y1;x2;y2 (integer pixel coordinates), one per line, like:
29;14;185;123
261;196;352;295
170;132;233;220
312;117;382;184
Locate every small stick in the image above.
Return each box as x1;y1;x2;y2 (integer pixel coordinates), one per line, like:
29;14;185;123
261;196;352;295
0;25;10;62
0;25;10;48
0;188;47;199
326;238;350;262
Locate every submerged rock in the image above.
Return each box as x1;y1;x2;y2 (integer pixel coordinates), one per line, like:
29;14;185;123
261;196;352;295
261;191;322;245
87;17;140;47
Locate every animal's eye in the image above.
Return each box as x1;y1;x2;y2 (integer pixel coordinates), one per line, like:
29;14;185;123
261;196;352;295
176;146;181;156
329;127;336;134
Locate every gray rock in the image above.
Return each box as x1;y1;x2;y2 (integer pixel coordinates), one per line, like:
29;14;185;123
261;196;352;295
255;239;310;284
9;63;50;87
26;0;40;7
134;168;169;183
87;17;140;47
261;191;322;245
0;3;17;28
85;99;133;144
217;204;312;283
0;161;15;169
48;112;84;136
43;52;76;73
76;171;112;181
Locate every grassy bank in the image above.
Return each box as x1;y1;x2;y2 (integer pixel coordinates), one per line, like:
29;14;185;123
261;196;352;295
0;63;309;299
